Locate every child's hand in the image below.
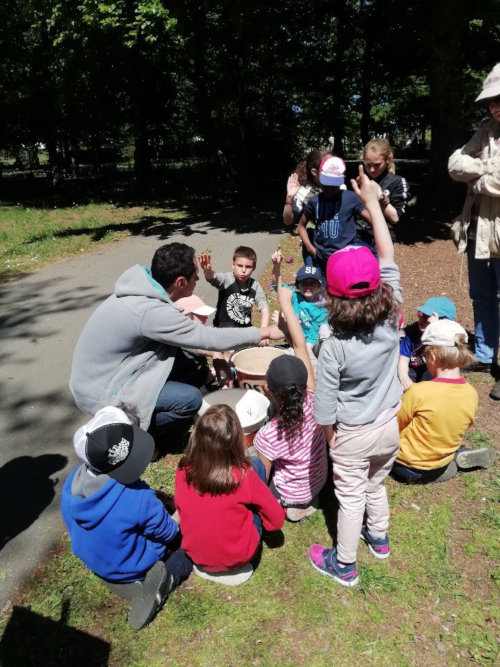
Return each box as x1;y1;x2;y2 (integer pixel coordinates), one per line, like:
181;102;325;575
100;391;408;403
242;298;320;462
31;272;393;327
260;324;285;341
272;246;282;278
400;375;414;391
197;253;212;271
271;247;283;266
286;172;300;198
428;312;439;324
351;164;380;207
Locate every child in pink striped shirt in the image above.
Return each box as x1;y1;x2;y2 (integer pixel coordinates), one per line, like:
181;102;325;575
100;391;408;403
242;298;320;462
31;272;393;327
254;250;328;522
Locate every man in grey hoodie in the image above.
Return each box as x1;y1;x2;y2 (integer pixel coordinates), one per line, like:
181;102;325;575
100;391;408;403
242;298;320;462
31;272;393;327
70;243;276;451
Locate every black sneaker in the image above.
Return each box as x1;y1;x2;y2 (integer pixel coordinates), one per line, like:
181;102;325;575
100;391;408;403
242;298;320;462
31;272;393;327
128;562;173;631
462;361;492;373
490;379;500;400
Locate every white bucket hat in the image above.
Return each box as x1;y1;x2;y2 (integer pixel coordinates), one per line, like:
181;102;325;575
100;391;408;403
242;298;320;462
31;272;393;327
475;63;500;102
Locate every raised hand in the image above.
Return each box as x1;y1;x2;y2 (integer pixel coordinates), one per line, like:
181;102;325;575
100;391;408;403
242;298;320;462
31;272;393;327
351;164;380;207
197;253;212;270
286;172;301;198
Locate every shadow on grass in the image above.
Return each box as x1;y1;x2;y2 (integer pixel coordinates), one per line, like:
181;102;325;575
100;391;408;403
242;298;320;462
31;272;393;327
0;603;110;666
0;159;463;248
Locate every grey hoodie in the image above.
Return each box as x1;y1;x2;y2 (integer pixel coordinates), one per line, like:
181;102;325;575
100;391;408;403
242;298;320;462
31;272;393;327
70;265;261;428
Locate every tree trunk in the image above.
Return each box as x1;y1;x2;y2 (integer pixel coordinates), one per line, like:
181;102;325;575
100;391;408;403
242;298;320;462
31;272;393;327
425;0;466;211
329;0;347;157
359;2;373;146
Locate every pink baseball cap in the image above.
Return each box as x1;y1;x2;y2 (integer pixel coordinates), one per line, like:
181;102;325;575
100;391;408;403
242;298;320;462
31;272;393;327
319;156;346;186
326;246;380;298
177;295;216;317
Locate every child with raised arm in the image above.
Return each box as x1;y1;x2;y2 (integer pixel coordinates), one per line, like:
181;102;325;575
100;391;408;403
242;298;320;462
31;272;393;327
175;404;285;585
271;264;327;368
393;319;496;484
309;165;403;587
198;246;270;330
254;250;328;522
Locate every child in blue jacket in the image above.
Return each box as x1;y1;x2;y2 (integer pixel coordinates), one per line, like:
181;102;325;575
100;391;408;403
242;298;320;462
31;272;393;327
61;405;192;630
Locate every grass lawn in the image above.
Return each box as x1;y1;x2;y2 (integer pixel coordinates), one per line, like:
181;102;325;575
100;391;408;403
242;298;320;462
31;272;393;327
0;203;188;284
0;213;498;665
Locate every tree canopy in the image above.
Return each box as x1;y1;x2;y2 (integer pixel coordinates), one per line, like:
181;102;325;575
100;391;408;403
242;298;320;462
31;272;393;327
1;0;499;195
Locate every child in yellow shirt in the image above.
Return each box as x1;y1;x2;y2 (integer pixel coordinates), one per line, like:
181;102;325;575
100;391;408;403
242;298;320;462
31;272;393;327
392;320;496;484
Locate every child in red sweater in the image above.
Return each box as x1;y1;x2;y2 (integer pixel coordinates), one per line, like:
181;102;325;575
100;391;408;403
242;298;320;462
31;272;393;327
175;404;285;585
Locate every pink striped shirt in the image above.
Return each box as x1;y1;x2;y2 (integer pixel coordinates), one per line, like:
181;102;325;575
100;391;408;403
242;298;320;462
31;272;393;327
254;390;327;504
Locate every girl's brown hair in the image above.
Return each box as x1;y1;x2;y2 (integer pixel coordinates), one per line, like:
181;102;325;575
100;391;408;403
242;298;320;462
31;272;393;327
267;384;306;439
424;335;476;369
327;283;399;335
363;138;395;174
305;147;331;183
178;404;249;496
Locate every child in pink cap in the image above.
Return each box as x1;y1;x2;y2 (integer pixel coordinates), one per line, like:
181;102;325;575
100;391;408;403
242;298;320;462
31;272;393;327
309;166;403;587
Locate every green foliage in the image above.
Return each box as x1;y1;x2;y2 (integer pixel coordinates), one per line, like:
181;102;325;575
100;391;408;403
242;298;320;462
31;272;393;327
1;0;500;190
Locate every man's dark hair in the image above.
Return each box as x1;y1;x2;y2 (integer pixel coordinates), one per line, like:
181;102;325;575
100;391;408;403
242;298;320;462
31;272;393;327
151;243;196;290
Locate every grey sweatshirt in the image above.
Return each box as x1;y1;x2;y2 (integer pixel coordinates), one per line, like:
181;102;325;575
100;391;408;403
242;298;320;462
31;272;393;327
70;265;261;428
314;263;403;427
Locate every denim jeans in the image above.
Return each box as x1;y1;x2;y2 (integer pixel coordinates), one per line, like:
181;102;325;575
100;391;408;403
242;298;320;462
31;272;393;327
391;446;465;484
250;456;267;536
467;245;500;363
391;461;453;484
150;351;204;440
152;381;202;433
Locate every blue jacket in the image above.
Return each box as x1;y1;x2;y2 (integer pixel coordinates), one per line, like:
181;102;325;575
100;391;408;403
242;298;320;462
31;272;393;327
61;465;179;582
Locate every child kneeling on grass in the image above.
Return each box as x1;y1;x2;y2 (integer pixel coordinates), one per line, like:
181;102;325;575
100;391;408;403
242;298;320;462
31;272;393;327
174;405;285;585
392;319;497;484
309;165;403;588
61;406;192;631
254;250;328;522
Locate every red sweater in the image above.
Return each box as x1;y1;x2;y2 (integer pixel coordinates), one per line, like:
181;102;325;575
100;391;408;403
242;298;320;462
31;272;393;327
175;467;285;572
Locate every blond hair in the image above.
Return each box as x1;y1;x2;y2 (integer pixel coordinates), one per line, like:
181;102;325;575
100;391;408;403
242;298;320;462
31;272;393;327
424;334;476;369
363;138;395;174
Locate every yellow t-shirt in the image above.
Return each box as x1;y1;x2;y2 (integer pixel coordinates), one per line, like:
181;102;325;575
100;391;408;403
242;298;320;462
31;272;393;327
397;379;478;470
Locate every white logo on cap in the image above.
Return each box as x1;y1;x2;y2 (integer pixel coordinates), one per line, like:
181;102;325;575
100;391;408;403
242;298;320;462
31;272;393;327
108;437;130;465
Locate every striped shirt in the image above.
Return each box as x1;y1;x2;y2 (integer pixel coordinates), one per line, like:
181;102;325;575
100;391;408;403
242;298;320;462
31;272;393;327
254;390;327;504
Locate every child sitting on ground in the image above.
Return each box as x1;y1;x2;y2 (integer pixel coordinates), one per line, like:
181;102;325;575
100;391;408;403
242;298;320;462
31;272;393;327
272;263;327;369
254;251;328;522
398;297;456;389
309;165;403;588
61;405;192;630
392;320;497;484
297;156;371;274
175;404;285;585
